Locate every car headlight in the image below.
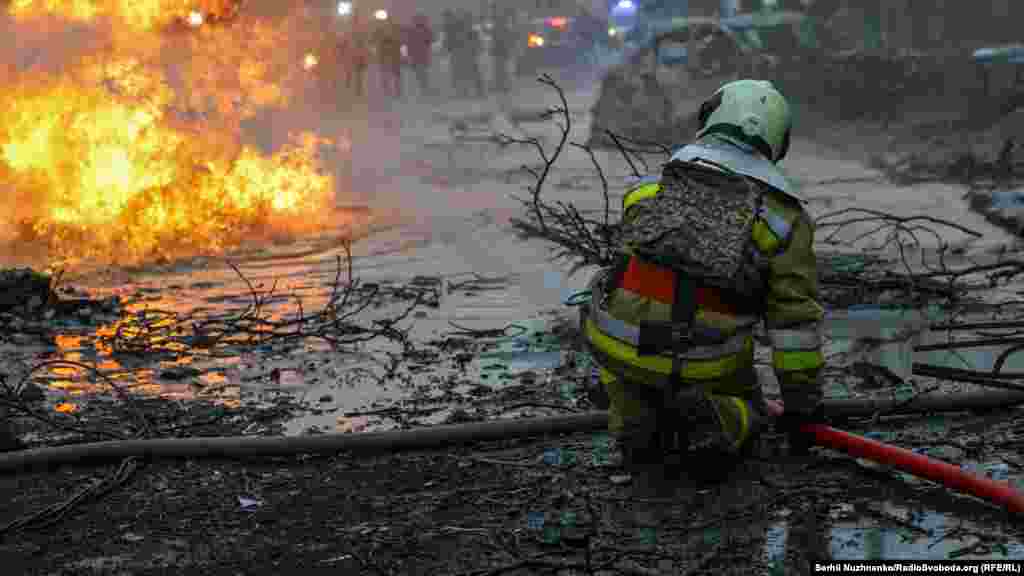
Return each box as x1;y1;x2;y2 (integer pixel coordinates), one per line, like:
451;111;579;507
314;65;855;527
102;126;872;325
528;34;544;48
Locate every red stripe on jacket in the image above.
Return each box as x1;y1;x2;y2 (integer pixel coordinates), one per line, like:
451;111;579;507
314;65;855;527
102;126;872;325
618;257;740;316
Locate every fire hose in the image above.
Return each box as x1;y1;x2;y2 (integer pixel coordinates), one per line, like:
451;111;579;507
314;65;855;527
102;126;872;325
763;399;1024;516
3;390;1024;516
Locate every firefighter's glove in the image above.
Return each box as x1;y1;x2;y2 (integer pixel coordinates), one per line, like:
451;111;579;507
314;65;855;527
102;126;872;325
774;402;827;456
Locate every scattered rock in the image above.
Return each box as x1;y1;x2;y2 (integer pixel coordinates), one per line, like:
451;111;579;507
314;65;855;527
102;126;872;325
0;268;52;314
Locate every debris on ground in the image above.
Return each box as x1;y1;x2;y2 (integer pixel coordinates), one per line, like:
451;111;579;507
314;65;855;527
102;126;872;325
6;51;1024;575
0;268;54;315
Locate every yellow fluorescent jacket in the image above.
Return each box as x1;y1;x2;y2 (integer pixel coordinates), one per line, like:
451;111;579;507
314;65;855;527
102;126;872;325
584;165;825;403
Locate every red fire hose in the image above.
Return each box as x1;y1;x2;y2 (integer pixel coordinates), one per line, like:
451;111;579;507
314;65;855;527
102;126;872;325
765;399;1024;515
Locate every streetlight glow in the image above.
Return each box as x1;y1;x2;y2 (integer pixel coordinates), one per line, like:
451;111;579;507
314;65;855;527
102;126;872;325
374;9;388;21
337;1;352;16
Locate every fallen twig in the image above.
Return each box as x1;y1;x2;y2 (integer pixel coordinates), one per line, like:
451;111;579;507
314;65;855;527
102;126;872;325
506;77;622;276
0;455;141;541
468;456;540;468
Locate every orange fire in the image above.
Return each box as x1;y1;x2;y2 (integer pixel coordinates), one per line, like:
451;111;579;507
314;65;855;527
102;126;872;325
8;0;241;31
2;0;341;267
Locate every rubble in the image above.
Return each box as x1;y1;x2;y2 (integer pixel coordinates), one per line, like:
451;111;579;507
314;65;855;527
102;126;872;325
0;268;52;315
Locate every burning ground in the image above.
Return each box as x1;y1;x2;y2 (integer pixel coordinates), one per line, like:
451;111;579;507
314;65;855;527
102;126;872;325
4;4;1024;574
0;0;355;269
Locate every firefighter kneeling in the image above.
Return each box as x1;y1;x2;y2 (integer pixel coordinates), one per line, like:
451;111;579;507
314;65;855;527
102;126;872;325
583;80;827;479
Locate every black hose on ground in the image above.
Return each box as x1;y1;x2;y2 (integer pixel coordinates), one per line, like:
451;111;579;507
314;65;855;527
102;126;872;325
2;389;1023;473
823;387;1024;417
0;412;609;473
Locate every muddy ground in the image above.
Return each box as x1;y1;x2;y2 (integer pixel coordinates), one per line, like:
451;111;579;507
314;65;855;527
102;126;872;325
3;393;1024;575
4;72;1024;574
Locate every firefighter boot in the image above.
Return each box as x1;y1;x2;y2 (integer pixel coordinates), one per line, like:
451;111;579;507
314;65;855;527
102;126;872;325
680;389;760;484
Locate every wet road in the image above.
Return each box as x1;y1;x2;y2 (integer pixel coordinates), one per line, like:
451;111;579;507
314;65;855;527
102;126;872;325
4;78;1024;563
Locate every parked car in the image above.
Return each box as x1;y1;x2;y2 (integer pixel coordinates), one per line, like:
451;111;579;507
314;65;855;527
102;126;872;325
973;44;1024;65
654;11;811;72
516;16;599;76
588;10;814;147
973;44;1024;97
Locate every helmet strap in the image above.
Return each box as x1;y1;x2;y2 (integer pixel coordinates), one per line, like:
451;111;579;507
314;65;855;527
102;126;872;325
776;129;791;163
703;123;775;163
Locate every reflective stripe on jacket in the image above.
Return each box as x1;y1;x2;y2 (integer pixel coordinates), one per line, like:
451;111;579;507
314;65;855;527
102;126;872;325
587;152;824;394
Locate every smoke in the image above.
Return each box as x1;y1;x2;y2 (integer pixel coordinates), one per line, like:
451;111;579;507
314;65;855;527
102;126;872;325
1;9;114;76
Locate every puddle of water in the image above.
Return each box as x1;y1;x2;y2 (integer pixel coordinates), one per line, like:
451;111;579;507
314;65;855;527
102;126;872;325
828;505;1024;561
763;519;788;569
917;343;1024;374
823;306;943;381
469;317;567;381
762;507;1024;562
763;455;1024;563
824;304;1024;382
479;344;564;371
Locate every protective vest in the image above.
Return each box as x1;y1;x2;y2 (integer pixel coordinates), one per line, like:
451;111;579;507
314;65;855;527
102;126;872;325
583;142;824;396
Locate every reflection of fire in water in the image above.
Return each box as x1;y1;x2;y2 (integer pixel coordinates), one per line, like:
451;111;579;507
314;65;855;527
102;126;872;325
1;1;344;267
48;312;241;406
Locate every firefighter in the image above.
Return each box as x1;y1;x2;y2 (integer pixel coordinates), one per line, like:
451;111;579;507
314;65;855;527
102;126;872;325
583;80;826;480
342;10;371;98
455;10;485;98
372;12;403;99
406;13;435;98
490;7;514;93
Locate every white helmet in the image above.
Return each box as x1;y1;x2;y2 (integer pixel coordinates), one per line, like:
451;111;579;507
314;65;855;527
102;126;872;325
696;79;792;163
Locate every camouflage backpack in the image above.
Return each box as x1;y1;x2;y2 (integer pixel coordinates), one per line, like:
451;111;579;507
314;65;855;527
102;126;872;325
617;158;767;298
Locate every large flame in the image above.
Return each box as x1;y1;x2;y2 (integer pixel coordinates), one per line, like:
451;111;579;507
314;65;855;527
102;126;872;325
8;0;242;31
1;1;342;267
